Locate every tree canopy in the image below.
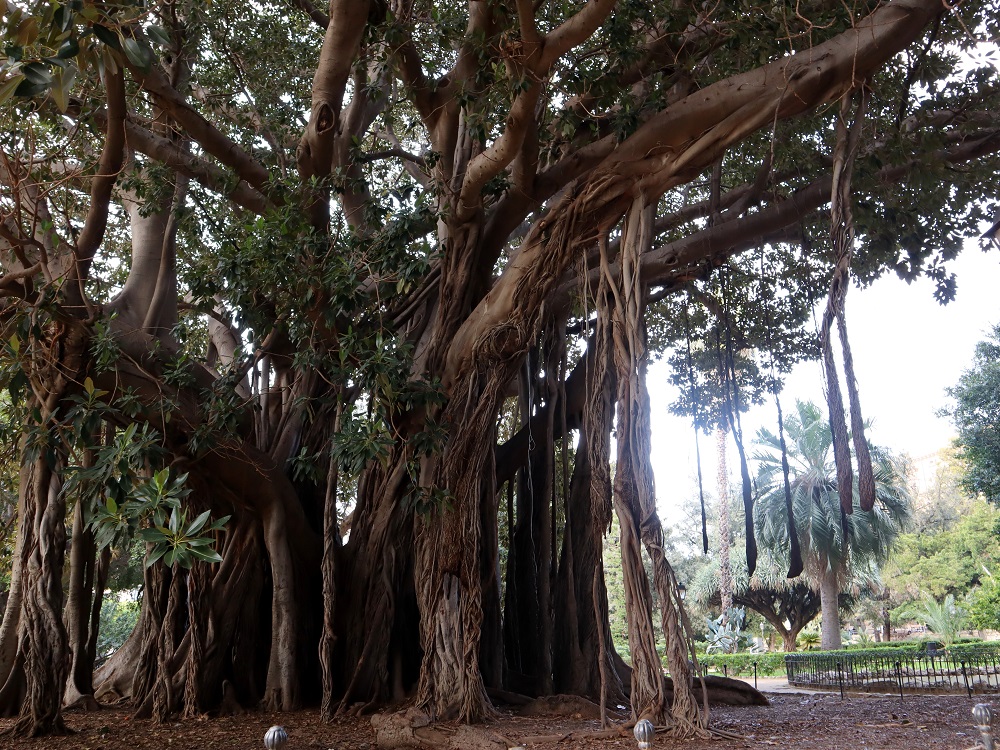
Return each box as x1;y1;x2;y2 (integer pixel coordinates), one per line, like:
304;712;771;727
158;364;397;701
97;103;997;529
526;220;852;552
947;323;1000;503
0;0;998;739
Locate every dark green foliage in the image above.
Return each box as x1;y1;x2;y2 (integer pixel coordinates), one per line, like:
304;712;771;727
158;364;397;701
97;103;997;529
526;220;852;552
968;580;1000;631
885;500;1000;600
946;324;1000;503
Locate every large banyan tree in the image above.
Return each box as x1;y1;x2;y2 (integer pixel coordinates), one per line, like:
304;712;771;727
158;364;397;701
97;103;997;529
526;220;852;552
0;0;998;738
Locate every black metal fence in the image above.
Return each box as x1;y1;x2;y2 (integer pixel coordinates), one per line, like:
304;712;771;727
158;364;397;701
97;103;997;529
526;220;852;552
786;645;1000;697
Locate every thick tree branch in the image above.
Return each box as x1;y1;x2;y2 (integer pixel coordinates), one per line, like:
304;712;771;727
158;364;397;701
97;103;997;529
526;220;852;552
642;128;1000;285
296;0;372;229
458;83;543;218
444;0;947;387
100;116;270;214
393;25;439;130
289;0;330;29
539;0;617;70
67;69;127;307
131;63;271;194
515;0;541;45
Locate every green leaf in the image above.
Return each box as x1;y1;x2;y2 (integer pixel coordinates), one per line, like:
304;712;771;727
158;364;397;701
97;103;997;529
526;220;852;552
137;527;168;543
50;64;76;112
207;514;231;531
92;24;121;50
14;78;49;98
22;62;53;86
105;495;118;514
186;509;212;536
8;333;20;354
145;546;168;568
53;4;74;33
145;24;171;46
15;17;38;46
189;547;223;564
121;36;152;73
57;37;80;59
0;75;24;108
83;376;94;394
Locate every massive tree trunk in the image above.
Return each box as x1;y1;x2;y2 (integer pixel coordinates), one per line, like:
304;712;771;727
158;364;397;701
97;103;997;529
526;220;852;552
413;382;497;721
552;430;625;705
64;494;104;706
0;320;87;734
4;452;71;734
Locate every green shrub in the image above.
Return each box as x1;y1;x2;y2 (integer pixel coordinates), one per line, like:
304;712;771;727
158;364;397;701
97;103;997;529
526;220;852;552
698;651;787;677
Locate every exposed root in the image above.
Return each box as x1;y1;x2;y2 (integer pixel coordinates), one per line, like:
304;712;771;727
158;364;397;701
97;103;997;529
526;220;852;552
371;708;509;749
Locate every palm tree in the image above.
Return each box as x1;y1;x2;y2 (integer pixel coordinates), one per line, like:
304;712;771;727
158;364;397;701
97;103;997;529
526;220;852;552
753;401;912;650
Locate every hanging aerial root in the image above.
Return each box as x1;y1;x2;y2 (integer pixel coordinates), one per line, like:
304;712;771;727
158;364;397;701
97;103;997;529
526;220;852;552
820;87;872;514
775;395;805;578
603;196;707;738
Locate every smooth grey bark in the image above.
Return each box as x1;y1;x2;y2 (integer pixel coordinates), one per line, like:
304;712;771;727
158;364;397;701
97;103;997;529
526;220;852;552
819;568;843;650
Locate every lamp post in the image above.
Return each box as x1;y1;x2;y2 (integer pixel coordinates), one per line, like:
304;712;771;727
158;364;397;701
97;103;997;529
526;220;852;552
678;582;687;601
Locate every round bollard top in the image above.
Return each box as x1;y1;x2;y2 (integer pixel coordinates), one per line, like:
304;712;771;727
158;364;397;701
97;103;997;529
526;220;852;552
633;718;655;746
264;725;288;750
973;704;995;727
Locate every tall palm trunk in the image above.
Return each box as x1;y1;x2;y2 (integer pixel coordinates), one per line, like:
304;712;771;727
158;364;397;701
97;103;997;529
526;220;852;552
819;568;842;650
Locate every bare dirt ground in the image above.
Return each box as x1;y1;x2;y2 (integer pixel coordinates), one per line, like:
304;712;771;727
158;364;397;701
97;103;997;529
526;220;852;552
1;692;994;749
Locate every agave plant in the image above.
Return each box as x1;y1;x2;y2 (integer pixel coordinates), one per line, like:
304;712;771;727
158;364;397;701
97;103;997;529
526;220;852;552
705;608;748;654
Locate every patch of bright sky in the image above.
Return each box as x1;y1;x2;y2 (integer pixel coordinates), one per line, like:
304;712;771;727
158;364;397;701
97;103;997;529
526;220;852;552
648;236;1000;520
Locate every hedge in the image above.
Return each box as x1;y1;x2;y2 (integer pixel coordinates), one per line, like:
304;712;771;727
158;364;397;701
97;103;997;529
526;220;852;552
698;652;786;676
698;639;1000;678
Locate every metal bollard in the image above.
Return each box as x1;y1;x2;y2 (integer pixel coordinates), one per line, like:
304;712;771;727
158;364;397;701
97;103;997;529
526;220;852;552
264;726;288;750
634;718;656;749
973;704;995;750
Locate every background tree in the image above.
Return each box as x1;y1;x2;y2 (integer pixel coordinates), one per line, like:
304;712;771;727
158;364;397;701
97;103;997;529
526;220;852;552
946;323;1000;503
968;578;1000;632
690;497;876;652
885;499;1000;599
754;401;912;649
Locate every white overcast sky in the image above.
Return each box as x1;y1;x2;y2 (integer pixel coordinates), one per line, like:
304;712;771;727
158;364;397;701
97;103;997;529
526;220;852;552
648;236;1000;516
